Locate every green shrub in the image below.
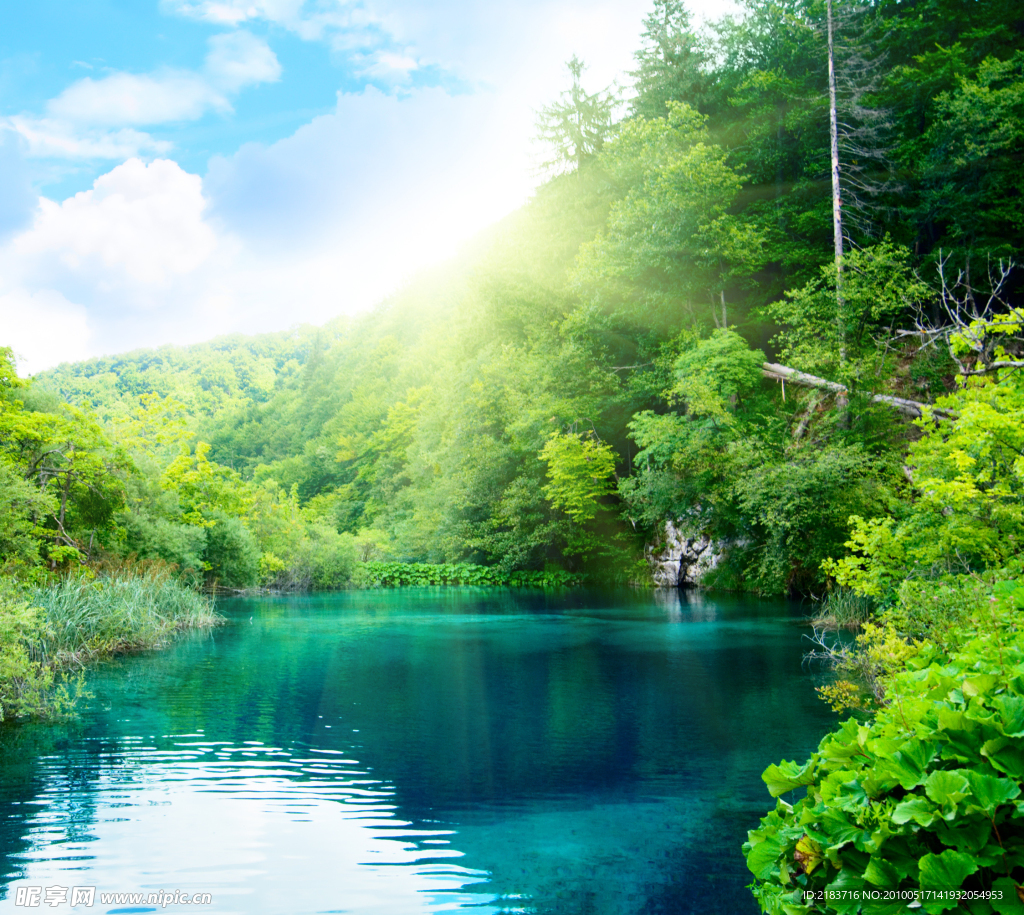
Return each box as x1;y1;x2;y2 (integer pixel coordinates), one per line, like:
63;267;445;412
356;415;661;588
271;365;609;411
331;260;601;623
262;525;359;590
885;577;987;648
203;510;259;588
118;511;206;574
745;579;1024;914
354;561;582;588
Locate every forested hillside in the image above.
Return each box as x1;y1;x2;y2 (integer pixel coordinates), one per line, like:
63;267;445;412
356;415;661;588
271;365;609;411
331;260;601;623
6;0;1023;598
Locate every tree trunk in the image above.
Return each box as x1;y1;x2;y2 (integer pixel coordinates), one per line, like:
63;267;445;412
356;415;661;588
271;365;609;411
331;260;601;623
761;362;957;419
827;0;846;367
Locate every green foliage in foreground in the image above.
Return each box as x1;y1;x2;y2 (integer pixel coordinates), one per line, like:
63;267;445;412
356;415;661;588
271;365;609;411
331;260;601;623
356;562;582;589
745;581;1024;915
747;306;1024;911
0;569;219;721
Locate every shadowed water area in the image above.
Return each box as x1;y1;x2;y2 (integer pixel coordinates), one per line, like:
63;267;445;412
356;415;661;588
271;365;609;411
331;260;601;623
0;588;835;914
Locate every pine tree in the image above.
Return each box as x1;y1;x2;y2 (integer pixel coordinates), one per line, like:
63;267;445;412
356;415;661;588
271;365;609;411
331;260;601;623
630;0;709;120
535;56;617;175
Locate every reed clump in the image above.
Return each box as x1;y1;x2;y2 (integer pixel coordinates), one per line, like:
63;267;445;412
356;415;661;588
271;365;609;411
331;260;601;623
30;567;220;668
809;586;873;631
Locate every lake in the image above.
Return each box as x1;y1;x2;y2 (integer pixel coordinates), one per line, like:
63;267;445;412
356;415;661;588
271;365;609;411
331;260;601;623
0;588;835;914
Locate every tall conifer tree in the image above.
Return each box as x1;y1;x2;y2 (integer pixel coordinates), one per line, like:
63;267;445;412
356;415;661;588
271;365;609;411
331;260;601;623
630;0;709;119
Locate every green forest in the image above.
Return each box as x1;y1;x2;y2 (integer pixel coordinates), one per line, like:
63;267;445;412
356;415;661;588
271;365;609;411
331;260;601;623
2;0;1024;903
9;0;1022;591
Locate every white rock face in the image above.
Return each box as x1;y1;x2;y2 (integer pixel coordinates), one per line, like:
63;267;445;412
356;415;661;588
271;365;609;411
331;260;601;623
646;519;722;588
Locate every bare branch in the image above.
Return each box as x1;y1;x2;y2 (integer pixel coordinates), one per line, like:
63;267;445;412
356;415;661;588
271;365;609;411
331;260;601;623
962;361;1024;375
901;253;1018;375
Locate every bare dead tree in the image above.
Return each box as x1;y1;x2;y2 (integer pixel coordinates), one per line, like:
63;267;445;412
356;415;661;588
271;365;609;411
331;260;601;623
826;0;846;368
895;253;1020;375
831;4;902;245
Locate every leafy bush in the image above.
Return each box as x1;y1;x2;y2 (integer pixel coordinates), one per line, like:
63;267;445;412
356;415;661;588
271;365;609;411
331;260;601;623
119;511;207;573
622;330;898;595
540;431;617;523
745;580;1024;914
825;313;1024;601
355;561;582;588
202;510;260;588
261;525;359;590
885;577;988;648
0;460;57;573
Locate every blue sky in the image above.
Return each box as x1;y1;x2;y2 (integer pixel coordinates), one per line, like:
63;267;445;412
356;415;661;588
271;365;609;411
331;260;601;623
0;0;734;373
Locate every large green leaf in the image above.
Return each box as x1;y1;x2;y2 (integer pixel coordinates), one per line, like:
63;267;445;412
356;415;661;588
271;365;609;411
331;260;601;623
936;707;968;732
934;816;992;854
991;876;1024;915
962;674;1000;697
983;739;1024;780
993;695;1024;738
818;808;868;848
746;833;785;880
919;849;978;889
963;769;1021;814
892;796;938;826
863;855;901;888
763;760;815;797
924;770;970;807
874;738;936;789
825;870;868;915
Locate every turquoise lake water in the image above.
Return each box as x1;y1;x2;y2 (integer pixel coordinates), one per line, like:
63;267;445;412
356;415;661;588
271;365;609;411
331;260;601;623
0;588;835;914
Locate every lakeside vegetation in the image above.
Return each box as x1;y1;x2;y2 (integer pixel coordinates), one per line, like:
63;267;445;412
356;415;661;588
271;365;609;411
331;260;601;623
2;0;1023;904
0;566;219;721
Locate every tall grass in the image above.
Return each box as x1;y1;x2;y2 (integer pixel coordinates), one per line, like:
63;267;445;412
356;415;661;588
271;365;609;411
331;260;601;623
810;587;874;631
29;568;221;669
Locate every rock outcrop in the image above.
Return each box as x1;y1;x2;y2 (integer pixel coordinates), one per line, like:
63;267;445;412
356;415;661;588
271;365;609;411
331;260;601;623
646;520;721;588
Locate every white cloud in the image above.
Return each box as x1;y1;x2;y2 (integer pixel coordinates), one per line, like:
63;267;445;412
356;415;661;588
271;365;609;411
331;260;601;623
7;32;280;162
356;50;419;83
0;0;744;372
162;0;307;27
46;32;279;127
10;158;219;288
48;71;229;126
204;84;535;258
5;116;171;160
0;159;242;368
162;0;360;40
0;289;92;376
163;0;415;67
0;85;536;371
206;31;283;91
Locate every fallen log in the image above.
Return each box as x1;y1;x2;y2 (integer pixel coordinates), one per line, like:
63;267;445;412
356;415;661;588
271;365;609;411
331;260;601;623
761;362;958;420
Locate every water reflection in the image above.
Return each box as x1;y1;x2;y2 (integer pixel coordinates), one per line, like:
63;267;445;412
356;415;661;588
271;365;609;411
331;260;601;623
653;586;722;622
4;736;492;914
0;589;834;914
